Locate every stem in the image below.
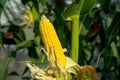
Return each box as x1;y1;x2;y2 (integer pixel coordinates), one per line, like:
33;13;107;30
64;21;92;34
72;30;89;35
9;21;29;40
71;17;79;63
71;0;85;63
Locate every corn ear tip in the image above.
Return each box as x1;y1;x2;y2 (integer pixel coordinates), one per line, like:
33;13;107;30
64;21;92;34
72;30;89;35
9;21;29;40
41;14;48;21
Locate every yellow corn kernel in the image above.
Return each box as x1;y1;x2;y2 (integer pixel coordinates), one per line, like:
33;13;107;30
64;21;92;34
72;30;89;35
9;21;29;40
39;15;66;68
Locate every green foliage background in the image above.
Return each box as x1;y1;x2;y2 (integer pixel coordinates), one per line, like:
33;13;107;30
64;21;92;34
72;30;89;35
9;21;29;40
0;0;120;80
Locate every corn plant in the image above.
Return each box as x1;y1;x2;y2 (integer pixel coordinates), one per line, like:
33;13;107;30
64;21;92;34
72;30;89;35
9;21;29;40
0;0;120;80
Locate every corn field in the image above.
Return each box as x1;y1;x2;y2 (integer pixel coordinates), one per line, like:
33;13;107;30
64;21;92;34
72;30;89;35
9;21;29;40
0;0;120;80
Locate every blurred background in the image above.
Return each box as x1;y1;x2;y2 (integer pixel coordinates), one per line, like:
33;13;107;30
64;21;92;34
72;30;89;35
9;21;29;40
0;0;120;80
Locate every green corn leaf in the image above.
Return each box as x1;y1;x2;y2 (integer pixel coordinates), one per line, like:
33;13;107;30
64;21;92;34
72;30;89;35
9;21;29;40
62;0;84;20
81;0;96;14
0;0;7;14
0;58;14;80
107;12;120;46
15;40;34;51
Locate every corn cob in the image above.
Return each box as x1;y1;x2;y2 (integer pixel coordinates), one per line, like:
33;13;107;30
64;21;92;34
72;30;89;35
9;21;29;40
39;15;66;68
